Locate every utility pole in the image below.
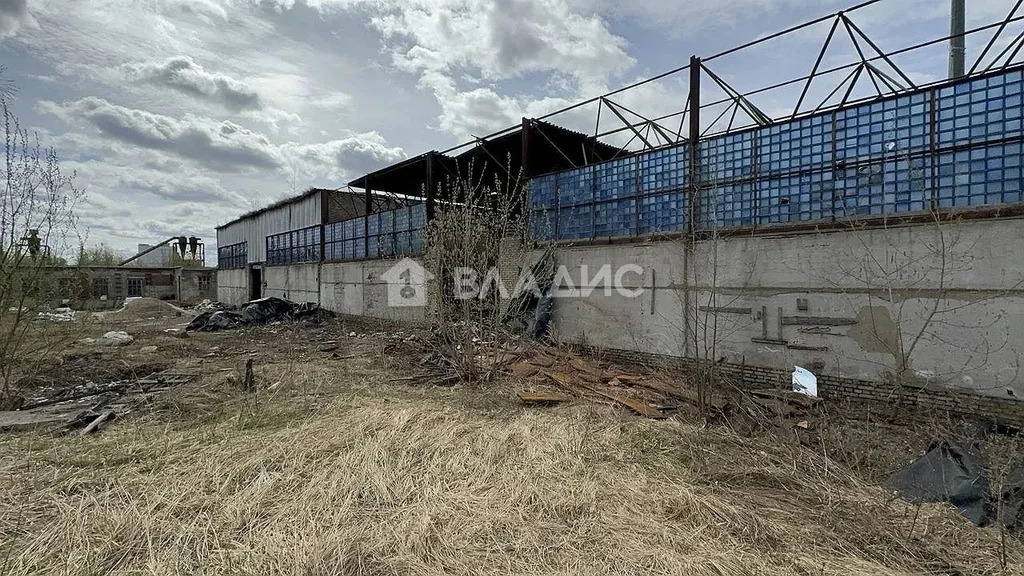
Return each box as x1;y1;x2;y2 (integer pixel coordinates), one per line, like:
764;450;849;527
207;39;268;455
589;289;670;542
949;0;966;78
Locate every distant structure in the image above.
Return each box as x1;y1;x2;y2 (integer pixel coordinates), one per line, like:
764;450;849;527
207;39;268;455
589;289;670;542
133;243;173;267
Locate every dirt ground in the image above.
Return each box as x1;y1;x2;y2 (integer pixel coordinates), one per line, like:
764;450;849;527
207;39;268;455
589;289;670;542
0;300;1021;575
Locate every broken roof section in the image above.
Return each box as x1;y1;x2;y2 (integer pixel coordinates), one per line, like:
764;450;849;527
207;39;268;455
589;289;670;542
347;119;619;200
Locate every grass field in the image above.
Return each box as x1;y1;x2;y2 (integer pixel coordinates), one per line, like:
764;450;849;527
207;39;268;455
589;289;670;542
0;306;1021;575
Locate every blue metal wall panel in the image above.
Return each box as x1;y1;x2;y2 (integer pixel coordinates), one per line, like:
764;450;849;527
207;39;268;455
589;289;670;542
594;156;638;201
702;131;754;184
641;146;686;192
639;191;686;233
594;197;638;237
529;67;1024;242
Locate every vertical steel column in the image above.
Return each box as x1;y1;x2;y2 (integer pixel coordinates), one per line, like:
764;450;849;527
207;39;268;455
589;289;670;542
364;178;371;259
519;118;530;224
319;189;328;262
929;89;939;211
426;151;435;223
950;0;966;78
683;56;701;358
687;56;701;232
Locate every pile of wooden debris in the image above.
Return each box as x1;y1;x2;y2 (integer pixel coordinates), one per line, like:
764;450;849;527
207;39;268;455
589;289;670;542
508;348;821;427
0;369;196;434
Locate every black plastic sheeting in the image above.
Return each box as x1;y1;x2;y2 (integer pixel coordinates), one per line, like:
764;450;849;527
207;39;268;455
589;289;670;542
502;249;556;340
186;297;334;332
888;439;1024;531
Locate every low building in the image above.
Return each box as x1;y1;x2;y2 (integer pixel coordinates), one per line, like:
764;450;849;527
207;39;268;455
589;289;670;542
46;266;217;310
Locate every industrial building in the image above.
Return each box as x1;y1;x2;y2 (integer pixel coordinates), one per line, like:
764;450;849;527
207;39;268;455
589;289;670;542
215;2;1024;423
46;266;217;310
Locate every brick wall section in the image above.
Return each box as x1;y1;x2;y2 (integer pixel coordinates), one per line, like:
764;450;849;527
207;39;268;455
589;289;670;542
497;237;528;317
582;346;1024;427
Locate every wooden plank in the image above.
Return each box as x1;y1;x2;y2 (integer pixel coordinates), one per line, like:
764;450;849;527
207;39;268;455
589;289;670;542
587;387;666;419
518;391;572;404
80;411;116;435
510;362;540;379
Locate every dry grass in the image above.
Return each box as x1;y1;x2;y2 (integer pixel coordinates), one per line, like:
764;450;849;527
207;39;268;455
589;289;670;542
1;351;1020;576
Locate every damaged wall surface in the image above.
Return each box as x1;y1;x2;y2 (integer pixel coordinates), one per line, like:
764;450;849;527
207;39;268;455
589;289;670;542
528;217;1024;402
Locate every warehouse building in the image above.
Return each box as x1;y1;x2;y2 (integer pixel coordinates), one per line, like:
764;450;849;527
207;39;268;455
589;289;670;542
215;123;614;316
213;3;1024;424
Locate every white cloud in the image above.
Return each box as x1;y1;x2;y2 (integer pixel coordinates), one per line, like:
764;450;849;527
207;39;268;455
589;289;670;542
0;0;32;39
39;96;405;179
363;0;634;138
370;0;633;84
124;55;262;111
39;97;283;171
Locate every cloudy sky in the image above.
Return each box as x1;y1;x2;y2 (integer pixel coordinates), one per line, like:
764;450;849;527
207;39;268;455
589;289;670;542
0;0;1019;261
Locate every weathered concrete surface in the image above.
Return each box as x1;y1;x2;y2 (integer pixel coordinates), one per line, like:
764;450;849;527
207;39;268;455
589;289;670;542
177;268;217;304
216;268;248;306
320;259;429;323
535;218;1024;400
264;263;320;304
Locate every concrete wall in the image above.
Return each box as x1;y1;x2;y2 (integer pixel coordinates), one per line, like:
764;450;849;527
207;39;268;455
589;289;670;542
319;259;429;324
264;263;321;304
217;268;248;306
531;217;1024;402
178;268;217;304
252;259;430;324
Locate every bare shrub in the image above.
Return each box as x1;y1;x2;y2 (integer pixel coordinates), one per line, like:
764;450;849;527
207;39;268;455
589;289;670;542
0;80;84;406
420;159;528;382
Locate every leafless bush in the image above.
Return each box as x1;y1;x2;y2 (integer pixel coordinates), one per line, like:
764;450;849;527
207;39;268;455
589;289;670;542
0;83;84;406
419;159;528;382
821;209;1022;415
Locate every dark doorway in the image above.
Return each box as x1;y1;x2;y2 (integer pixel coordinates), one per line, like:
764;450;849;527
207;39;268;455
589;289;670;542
249;266;262;301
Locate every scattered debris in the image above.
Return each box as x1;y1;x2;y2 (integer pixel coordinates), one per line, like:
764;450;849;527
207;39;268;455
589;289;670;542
889;439;1024;531
186;297;335;332
79;410;116;435
79;337;97;345
1;369;196;434
37;308;76;322
502;248;555;339
518;391;571;404
193;299;228;312
792;366;818;397
100;331;134;346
